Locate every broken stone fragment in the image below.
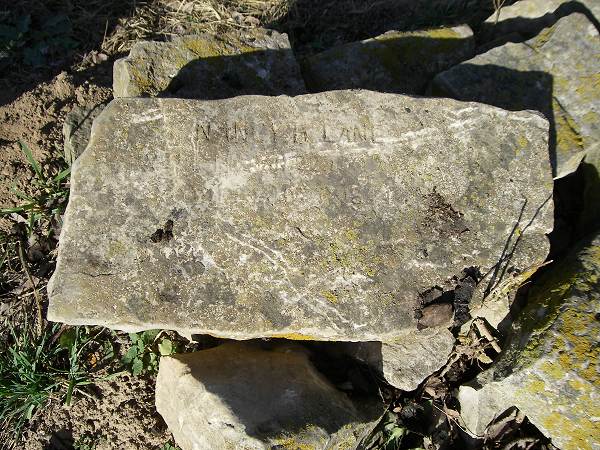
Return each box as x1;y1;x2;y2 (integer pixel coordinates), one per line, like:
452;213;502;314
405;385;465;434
48;91;553;341
113;29;306;99
458;232;600;450
155;342;383;450
480;0;600;43
303;26;474;95
313;328;455;391
432;13;600;178
62;104;105;165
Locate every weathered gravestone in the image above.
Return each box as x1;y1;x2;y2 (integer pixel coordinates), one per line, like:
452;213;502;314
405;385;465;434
432;13;600;179
459;232;600;450
113;30;306;99
48;91;554;342
156;342;383;449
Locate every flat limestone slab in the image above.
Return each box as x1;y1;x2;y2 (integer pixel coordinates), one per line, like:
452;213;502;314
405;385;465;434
48;91;554;340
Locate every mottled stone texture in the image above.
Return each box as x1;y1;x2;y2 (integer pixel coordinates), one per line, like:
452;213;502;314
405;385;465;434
113;29;305;99
156;342;382;450
62;104;105;165
432;13;600;178
303;26;474;94
48;91;553;340
459;232;600;450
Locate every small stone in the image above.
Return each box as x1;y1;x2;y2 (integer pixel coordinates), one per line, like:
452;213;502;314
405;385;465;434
418;303;454;329
458;232;600;449
48;91;553;341
304;26;474;95
155;342;383;450
62;104;105;165
432;13;600;178
113;29;306;99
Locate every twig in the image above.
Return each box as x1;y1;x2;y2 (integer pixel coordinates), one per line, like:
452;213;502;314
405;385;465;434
474;318;501;353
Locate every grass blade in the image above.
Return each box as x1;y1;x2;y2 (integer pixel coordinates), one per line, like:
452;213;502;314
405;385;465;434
19;141;43;181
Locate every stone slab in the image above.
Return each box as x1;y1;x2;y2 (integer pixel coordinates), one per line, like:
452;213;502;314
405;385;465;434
113;29;306;99
156;342;382;450
303;26;474;95
432;13;600;178
459;232;600;450
48;91;554;341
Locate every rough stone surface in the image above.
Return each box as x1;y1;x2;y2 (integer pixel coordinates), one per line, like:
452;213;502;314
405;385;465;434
303;26;474;95
62;104;105;165
48;91;553;340
481;0;600;42
458;232;600;450
381;330;454;390
432;13;600;178
113;29;306;99
155;342;382;450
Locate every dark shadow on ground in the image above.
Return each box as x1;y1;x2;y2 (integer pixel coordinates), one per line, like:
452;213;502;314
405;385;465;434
0;1;134;106
265;0;504;55
43;428;74;450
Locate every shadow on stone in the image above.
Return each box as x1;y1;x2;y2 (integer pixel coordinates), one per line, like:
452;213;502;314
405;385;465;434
162;49;305;100
301;32;474;95
156;341;384;448
477;0;600;48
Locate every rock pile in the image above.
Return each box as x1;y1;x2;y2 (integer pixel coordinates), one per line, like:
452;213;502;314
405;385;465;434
52;1;599;448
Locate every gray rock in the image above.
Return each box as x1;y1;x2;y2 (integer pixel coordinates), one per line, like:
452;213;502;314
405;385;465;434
432;13;600;178
155;341;383;450
481;0;600;43
303;26;474;95
113;29;306;99
48;91;553;341
62;104;105;165
458;232;600;449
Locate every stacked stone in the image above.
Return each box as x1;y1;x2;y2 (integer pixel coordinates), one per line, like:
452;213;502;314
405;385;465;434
54;2;599;448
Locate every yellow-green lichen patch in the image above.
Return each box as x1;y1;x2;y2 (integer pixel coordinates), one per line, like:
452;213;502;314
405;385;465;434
575;74;600;102
541;411;599;450
531;25;557;52
322;290;338;304
268;332;317;341
553;99;584;156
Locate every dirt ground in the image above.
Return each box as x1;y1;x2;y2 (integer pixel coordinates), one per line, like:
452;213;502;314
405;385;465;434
22;375;171;450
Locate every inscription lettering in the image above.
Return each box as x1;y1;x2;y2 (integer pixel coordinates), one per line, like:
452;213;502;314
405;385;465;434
194;121;380;145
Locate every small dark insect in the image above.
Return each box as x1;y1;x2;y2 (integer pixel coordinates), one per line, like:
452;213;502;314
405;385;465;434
150;219;174;243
